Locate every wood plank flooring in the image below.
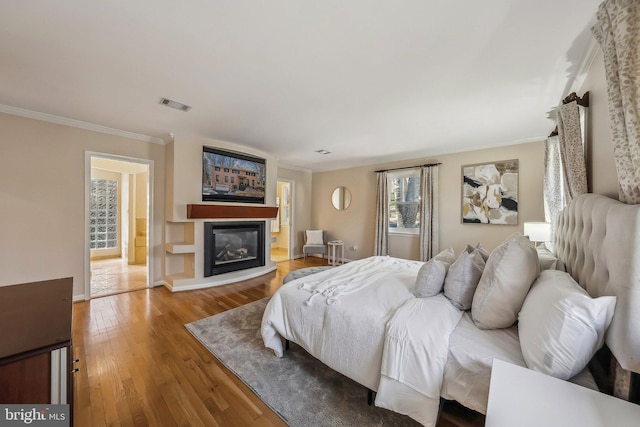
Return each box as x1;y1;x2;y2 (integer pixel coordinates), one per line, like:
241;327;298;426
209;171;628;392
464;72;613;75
73;258;484;426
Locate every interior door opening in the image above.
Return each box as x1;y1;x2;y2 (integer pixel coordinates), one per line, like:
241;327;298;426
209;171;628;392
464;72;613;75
88;155;151;298
270;180;293;262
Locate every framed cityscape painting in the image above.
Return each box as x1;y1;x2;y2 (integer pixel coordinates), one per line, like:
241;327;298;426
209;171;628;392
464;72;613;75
461;159;518;224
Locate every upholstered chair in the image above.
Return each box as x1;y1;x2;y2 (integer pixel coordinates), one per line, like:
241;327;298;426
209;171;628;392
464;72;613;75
303;230;327;262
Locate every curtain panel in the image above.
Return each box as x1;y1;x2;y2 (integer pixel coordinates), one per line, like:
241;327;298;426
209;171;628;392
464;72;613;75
374;171;389;256
557;101;588;201
544;136;566;249
592;0;640;204
419;165;439;261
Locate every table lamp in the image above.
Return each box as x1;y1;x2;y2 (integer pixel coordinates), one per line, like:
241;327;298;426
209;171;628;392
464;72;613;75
523;222;551;247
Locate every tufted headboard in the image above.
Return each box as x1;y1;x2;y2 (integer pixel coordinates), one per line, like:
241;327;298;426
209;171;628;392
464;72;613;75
554;193;640;375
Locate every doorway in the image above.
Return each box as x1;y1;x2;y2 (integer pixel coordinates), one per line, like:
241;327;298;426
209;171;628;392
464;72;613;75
85;153;152;298
270;180;293;262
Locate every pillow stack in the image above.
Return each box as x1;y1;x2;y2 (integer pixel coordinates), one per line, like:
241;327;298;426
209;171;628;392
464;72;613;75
471;232;539;329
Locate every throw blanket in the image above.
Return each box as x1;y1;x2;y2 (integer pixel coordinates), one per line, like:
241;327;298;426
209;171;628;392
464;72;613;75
376;295;463;426
262;256;420;390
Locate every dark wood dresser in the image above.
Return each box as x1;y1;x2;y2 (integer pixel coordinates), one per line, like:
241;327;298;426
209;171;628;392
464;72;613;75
0;278;75;414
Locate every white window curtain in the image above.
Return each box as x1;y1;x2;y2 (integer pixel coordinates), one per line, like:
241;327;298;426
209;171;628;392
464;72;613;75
374;171;389;256
592;0;640;204
419;165;439;261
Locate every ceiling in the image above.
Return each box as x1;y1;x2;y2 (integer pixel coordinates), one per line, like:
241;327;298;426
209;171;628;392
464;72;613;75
0;1;600;172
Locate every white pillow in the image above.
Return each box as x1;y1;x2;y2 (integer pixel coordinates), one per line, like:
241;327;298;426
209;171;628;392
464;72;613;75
305;230;324;245
536;246;565;271
414;248;456;298
518;270;616;380
471;232;539;329
443;247;485;310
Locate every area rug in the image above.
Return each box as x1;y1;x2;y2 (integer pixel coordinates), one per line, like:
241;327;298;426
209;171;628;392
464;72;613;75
185;298;418;426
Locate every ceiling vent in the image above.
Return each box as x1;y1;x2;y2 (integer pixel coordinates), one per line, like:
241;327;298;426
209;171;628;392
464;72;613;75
160;97;192;112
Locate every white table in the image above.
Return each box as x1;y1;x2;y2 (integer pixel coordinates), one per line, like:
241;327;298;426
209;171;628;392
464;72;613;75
327;240;344;266
486;359;640;427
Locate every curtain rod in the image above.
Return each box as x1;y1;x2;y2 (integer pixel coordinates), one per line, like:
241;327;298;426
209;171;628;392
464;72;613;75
548;91;590;137
374;162;442;173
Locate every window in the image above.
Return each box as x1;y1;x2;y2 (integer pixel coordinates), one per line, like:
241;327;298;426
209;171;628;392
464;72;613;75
388;170;420;234
90;179;118;249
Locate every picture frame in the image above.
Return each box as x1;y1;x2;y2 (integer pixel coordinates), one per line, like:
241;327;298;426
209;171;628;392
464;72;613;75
461;159;519;224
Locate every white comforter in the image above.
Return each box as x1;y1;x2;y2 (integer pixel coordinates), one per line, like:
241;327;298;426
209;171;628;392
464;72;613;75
261;256;463;426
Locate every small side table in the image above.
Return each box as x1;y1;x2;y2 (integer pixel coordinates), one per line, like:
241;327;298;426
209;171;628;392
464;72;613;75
327;240;344;266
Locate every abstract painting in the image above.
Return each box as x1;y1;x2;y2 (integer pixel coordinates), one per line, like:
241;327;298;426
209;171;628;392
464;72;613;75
462;159;518;224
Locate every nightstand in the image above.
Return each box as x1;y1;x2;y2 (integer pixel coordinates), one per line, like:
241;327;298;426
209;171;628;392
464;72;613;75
486;359;640;427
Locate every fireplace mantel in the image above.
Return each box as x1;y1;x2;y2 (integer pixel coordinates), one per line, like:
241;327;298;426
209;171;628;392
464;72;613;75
187;204;278;219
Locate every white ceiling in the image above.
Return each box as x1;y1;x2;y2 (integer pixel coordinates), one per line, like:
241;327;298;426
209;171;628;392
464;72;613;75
0;1;600;171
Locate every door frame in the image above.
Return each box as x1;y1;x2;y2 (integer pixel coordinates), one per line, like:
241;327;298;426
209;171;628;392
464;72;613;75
276;178;295;260
84;151;154;300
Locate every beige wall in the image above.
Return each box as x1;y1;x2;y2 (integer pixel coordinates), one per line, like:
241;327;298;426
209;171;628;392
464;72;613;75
312;141;545;260
579;48;619;199
277;167;313;258
0;113;165;299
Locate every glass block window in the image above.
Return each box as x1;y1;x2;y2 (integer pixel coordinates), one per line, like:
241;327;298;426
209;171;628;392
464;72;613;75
90;179;118;249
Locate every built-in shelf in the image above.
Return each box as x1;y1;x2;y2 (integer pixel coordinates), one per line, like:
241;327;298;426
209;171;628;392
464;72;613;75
164;242;196;254
187;204;278;219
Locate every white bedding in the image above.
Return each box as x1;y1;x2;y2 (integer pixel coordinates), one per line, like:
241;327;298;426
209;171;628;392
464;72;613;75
377;295;463;426
261;256;423;390
262;256;463;426
441;312;598;415
261;255;599;426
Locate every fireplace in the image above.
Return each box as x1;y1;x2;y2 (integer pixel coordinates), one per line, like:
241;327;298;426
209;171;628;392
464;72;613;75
204;221;265;277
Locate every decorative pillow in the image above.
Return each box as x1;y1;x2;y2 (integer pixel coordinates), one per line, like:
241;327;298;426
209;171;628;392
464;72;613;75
536;246;565;271
518;270;616;380
414;248;456;298
466;243;490;262
305;230;324;245
471;232;539;329
443;247;486;310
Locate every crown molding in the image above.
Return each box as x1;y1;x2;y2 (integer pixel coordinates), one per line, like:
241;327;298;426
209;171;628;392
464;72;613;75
569;36;600;95
0;104;166;145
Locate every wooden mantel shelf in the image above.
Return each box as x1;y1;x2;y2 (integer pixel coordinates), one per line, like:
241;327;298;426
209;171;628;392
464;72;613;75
187;204;278;219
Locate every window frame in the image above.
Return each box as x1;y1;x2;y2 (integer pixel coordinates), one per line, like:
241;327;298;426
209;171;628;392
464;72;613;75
387;169;421;235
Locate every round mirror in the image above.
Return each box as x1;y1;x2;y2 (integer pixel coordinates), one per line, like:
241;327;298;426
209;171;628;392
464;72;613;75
331;187;352;210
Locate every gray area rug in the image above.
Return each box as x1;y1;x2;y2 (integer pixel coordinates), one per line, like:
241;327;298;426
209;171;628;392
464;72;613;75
185;298;419;426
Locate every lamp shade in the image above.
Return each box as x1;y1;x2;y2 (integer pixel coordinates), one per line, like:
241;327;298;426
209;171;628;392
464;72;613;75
523;222;551;243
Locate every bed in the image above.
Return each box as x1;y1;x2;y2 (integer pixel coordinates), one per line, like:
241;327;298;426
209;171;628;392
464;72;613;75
261;194;640;426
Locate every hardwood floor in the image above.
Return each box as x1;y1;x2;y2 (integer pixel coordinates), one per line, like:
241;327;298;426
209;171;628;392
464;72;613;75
73;258;484;426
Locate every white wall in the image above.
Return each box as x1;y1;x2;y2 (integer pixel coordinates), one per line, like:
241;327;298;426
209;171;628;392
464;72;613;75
0;113;165;299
